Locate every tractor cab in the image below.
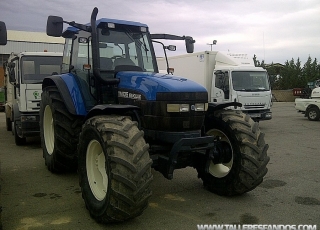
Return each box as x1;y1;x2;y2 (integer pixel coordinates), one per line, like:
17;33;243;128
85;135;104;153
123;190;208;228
47;12;195;108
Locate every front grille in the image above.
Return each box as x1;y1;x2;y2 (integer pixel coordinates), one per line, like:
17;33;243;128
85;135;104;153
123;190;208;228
244;104;265;109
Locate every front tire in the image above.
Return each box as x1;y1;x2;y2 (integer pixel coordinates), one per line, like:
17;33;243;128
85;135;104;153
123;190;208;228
78;115;153;223
306;107;320;121
197;110;270;196
39;86;82;172
13;120;26;146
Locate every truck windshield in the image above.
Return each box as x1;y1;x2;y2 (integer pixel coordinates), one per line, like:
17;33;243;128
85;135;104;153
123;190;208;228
97;26;156;72
21;56;62;83
232;71;270;91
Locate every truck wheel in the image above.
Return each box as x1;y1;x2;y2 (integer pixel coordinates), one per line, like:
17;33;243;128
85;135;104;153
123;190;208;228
6;117;11;131
40;86;82;172
198;110;270;196
78;115;153;223
306;107;320;121
13;120;26;146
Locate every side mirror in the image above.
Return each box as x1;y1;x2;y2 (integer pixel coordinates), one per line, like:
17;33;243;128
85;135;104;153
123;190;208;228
9;68;16;83
185;36;195;53
165;45;176;51
47;16;63;37
0;21;7;45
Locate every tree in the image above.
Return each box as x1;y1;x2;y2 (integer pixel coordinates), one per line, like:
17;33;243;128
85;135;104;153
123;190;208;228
253;55;320;90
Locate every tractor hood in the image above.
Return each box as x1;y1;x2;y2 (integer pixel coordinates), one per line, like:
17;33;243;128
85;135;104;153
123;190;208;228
116;71;208;100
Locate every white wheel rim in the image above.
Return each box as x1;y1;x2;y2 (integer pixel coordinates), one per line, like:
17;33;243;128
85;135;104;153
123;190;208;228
86;140;108;201
207;129;233;178
43;105;54;155
309;110;317;119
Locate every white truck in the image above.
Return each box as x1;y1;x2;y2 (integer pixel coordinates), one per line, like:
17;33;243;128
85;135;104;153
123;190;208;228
4;51;62;145
157;51;272;121
294;82;320;121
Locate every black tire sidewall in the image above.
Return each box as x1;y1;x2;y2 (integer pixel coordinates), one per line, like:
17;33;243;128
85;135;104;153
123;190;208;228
14;120;26;145
78;123;111;216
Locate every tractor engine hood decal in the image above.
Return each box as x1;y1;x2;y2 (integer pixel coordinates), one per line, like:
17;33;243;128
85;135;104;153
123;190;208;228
116;72;207;100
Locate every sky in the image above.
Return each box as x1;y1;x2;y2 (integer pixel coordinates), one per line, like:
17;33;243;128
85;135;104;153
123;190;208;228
1;0;320;65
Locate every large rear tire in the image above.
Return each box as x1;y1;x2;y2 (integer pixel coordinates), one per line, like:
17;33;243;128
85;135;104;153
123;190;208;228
197;110;269;196
78;115;153;223
39;86;82;172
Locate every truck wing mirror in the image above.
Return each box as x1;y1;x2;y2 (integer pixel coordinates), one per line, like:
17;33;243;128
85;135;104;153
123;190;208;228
9;69;16;83
0;21;7;45
8;62;15;68
185;36;195;53
47;16;64;37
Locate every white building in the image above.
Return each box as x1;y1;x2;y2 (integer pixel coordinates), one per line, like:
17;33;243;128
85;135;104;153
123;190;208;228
0;30;65;86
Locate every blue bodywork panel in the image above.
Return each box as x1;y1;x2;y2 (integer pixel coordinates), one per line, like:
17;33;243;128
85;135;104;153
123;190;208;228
58;72;207;115
60;73;87;115
116;72;207;101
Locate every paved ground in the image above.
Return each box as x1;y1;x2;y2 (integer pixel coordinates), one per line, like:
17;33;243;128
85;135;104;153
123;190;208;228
0;102;319;230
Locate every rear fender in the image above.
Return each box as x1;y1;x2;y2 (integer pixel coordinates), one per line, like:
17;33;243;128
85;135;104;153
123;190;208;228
42;74;86;116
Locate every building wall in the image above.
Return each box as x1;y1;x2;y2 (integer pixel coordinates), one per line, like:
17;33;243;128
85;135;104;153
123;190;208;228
0;41;64;55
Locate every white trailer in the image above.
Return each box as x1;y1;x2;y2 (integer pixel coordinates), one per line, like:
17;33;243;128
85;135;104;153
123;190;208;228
157;51;272;121
4;51;62;145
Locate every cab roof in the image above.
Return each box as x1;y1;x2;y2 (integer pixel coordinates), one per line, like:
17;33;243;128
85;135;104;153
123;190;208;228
62;18;148;38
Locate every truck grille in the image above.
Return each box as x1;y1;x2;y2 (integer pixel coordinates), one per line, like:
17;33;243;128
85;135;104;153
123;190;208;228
244;104;265;109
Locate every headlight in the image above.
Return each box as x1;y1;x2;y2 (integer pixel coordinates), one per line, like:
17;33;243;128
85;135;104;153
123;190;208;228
167;104;190;112
21;115;37;122
194;103;208;111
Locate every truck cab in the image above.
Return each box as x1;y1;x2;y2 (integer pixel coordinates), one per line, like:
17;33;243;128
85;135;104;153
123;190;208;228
4;52;62;145
214;75;271;121
157;51;272;121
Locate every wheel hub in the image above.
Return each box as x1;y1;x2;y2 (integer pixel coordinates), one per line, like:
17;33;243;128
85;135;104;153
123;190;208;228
206;129;234;178
212;141;233;164
86;140;108;201
43;105;54;155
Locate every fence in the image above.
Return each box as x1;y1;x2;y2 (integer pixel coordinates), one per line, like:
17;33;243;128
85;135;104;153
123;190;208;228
272;90;299;102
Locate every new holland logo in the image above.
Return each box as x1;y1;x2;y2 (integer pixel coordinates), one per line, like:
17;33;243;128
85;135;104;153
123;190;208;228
118;91;142;100
33;91;40;99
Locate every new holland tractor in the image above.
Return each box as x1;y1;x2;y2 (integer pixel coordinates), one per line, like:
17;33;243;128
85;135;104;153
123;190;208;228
41;8;269;223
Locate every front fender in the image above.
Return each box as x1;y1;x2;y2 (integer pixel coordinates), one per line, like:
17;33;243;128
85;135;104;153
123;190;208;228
86;104;140;121
207;102;242;113
42;74;86;116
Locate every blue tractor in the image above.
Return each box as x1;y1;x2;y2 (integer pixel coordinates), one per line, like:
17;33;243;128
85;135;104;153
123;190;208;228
41;8;269;223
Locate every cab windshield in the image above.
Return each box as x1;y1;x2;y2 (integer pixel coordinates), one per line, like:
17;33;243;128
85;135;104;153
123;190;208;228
21;56;62;83
97;25;156;72
232;71;270;91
